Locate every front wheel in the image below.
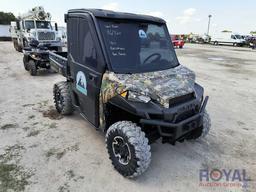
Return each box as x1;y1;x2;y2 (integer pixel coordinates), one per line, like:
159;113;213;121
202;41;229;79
53;81;74;115
106;121;151;178
187;110;211;140
23;56;29;71
28;60;37;76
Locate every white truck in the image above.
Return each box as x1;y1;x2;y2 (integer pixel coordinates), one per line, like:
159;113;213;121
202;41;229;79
10;6;63;52
211;32;245;46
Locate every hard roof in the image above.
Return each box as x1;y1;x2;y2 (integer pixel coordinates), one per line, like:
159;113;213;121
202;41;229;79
68;9;166;24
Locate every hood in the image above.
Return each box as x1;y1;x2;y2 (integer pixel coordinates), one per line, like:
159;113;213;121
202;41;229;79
101;65;196;108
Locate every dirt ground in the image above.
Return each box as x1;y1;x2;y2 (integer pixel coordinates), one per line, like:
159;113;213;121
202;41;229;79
0;42;255;192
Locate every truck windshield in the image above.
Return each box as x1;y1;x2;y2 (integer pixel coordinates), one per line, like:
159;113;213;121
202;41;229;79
36;21;52;29
24;20;35;29
24;20;52;30
98;19;179;73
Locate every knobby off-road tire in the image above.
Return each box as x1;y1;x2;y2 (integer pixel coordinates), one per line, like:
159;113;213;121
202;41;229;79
188;110;211;140
23;56;29;71
106;121;151;178
28;60;37;76
53;81;74;115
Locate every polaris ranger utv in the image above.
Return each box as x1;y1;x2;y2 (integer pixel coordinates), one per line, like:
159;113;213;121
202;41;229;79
49;9;211;178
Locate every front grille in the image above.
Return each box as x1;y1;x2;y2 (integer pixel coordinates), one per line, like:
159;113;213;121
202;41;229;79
175;109;196;123
169;93;195;108
38;31;55;41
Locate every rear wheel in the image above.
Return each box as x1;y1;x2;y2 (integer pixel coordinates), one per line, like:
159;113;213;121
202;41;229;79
106;121;151;178
214;41;218;45
28;60;37;76
53;81;74;115
233;43;238;47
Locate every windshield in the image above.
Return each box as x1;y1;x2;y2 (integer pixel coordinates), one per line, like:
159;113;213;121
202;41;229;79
36;21;52;29
235;35;242;39
99;19;179;73
24;20;52;30
24;20;35;29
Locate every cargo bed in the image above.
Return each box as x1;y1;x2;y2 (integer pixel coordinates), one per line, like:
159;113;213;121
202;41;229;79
49;51;68;77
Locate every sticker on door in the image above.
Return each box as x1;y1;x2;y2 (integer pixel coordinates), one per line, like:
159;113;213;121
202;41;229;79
76;71;87;95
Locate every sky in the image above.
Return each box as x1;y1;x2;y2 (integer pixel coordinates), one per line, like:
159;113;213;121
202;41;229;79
1;0;255;35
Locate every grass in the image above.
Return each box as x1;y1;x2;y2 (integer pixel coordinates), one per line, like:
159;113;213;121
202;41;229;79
0;163;32;192
28;115;35;119
0;145;25;163
66;170;75;179
0;123;17;130
58;182;70;192
45;148;58;158
27;130;40;137
56;151;66;160
0;144;32;192
22;127;30;131
45;144;80;161
49;122;57;129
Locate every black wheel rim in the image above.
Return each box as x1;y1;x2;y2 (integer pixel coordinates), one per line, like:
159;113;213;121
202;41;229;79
112;136;131;165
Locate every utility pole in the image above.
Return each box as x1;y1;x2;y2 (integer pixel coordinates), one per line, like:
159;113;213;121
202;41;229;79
207;15;212;36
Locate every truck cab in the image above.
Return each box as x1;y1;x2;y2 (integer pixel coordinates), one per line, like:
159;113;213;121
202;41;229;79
10;6;63;52
50;9;211;178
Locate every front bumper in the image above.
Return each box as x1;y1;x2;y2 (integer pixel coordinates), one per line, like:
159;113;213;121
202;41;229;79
140;96;208;140
37;41;64;48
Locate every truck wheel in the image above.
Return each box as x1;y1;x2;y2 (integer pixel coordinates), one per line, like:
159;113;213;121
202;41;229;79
179;45;183;48
53;81;73;115
105;121;151;178
233;43;238;47
187;110;211;140
13;41;18;51
17;45;22;52
23;56;29;71
28;60;37;76
214;41;218;45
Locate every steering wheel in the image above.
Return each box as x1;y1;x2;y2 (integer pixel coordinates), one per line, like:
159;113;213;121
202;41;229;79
143;53;161;65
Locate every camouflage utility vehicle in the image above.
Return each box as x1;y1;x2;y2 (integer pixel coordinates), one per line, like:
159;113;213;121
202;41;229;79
49;9;211;178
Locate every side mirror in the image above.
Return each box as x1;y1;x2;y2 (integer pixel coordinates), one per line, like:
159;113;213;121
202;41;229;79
16;21;20;30
55;23;58;31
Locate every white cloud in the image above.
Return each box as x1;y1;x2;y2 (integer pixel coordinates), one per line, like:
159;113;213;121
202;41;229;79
101;2;119;11
183;8;196;16
176;8;199;24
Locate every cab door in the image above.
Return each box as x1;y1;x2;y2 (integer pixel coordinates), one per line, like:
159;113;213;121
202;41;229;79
67;15;104;127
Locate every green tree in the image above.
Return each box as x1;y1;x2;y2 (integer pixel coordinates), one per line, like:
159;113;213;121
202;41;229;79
0;12;16;25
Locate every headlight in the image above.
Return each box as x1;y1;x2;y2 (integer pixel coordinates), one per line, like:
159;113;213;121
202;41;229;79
120;90;151;103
